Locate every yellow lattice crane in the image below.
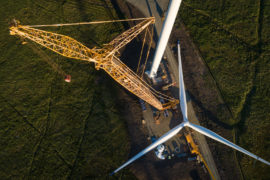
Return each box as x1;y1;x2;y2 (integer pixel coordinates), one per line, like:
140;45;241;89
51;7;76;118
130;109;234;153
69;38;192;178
9;17;178;110
185;133;215;180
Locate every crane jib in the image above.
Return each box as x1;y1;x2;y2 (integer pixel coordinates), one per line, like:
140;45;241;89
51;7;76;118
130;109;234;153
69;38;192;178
9;18;178;110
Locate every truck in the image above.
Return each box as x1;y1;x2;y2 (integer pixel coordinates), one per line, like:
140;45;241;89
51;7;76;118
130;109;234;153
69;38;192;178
151;136;166;160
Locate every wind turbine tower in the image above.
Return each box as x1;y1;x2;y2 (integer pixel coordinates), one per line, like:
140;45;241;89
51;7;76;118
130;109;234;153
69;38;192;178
149;0;182;78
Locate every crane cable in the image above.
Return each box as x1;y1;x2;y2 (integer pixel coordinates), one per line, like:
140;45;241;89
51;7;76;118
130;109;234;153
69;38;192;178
136;26;148;74
141;24;153;78
116;56;175;101
25;17;154;28
135;24;177;102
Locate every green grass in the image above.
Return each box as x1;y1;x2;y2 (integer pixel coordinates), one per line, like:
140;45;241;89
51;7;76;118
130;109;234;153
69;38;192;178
178;0;270;179
0;0;136;179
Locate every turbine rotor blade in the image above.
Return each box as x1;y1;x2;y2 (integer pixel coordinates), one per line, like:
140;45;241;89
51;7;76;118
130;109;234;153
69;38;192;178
186;122;270;166
177;40;188;121
110;122;186;175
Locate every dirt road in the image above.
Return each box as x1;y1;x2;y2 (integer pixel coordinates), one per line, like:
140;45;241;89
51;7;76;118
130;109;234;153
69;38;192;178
123;0;221;179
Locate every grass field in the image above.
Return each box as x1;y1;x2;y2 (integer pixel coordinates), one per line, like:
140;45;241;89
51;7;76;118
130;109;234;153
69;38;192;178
178;0;270;179
0;0;136;179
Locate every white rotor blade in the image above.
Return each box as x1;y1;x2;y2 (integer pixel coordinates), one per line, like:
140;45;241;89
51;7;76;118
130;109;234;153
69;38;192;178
177;40;188;121
110;122;186;175
186;122;270;165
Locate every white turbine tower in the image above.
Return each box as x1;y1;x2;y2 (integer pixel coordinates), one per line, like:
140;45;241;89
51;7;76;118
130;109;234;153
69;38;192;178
110;40;270;175
149;0;183;78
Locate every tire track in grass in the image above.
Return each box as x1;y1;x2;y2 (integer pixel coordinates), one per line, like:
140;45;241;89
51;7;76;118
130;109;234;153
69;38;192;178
43;0;107;16
101;0;121;30
0;93;73;173
234;2;265;177
53;149;73;169
0;95;41;134
27;84;53;178
30;0;63;22
256;0;264;52
235;0;265;139
67;93;96;179
182;2;256;50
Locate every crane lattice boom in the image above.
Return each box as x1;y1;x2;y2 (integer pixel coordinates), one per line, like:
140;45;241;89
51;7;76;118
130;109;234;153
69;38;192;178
9;18;178;110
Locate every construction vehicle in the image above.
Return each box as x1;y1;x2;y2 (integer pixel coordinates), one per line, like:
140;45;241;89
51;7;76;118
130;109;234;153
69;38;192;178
185;132;216;180
151;136;166;160
9;18;178;111
185;133;199;155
